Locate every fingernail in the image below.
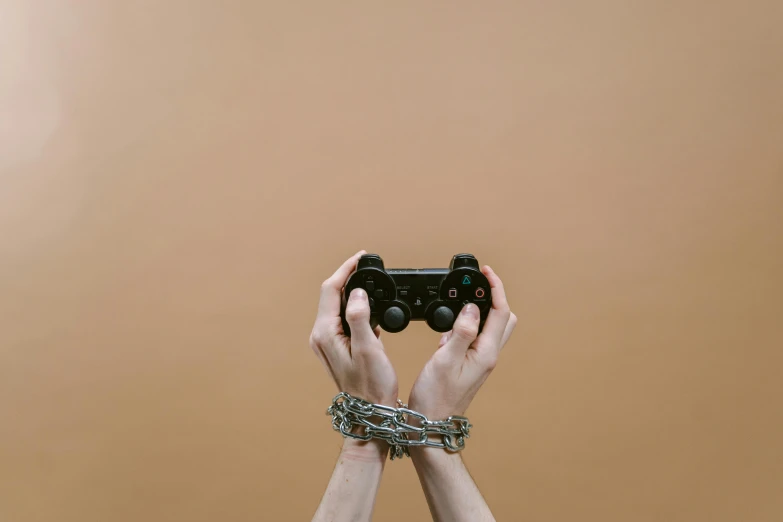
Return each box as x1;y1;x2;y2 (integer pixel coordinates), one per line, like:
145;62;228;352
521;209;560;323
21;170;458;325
462;303;479;319
351;288;367;300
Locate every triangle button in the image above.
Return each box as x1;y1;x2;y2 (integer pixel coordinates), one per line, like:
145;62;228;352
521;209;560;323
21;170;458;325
462;275;471;285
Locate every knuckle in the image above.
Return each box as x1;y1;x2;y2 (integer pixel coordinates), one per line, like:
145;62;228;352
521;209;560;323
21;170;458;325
454;322;479;341
483;353;498;371
310;329;326;348
345;303;368;323
508;312;518;328
311;321;339;347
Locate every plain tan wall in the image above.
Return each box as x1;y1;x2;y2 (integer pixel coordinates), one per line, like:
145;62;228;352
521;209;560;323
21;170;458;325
2;1;782;521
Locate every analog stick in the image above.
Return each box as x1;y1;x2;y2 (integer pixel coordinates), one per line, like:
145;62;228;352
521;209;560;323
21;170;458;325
384;306;406;329
433;306;455;330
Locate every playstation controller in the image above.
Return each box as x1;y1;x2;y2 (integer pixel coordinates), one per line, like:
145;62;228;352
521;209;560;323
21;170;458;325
340;254;492;336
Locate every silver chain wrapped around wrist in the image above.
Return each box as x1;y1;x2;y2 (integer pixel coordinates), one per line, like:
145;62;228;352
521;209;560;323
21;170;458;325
326;392;472;460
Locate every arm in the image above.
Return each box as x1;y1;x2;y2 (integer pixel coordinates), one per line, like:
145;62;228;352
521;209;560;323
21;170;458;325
313;438;388;522
408;265;517;522
410;449;494;522
309;251;399;522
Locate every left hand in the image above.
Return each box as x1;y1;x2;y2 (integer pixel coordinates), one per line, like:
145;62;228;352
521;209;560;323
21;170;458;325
309;250;399;407
407;265;517;422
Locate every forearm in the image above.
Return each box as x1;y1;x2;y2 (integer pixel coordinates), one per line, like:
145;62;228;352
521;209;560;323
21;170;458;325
411;448;495;522
313;438;388;522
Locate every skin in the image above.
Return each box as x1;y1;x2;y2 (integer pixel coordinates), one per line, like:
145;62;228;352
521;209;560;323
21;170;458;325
310;251;517;522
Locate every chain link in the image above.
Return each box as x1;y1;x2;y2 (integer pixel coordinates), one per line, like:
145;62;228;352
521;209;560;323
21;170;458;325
326;392;472;460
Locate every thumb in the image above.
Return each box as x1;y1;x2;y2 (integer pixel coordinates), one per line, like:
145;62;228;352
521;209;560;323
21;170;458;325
442;303;480;360
344;288;377;352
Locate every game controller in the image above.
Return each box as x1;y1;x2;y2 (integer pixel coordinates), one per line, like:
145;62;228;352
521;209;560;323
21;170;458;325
340;254;492;336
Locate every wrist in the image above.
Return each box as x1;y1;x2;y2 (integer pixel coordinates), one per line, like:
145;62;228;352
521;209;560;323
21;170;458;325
409;443;463;470
406;398;464;426
341;437;389;462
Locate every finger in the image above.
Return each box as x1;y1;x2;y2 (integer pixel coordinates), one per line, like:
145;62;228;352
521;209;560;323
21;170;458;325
438;331;452;349
317;250;366;319
442;303;480;360
344;288;377;353
476;265;511;350
499;312;518;350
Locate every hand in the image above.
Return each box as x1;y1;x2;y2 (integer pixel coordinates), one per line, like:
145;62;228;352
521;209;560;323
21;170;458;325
309;250;399;407
408;265;517;421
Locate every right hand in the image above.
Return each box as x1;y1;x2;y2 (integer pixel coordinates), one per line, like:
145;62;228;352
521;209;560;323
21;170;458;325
408;265;517;421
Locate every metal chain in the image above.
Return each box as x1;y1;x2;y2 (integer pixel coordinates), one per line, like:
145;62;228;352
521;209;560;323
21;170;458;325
326;392;472;460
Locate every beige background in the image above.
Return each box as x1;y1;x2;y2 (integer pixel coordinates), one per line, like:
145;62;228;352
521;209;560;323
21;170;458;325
2;1;782;521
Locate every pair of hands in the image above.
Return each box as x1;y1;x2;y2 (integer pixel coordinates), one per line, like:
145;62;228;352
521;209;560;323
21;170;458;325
309;251;517;427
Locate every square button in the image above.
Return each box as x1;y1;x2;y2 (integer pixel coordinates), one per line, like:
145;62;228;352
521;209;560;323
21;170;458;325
448;288;458;299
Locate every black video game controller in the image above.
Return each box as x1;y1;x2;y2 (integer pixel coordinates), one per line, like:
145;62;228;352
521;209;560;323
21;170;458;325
340;254;492;336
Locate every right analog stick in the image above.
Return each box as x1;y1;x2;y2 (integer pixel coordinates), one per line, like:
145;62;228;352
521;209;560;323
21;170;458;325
384;306;406;330
433;306;455;330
